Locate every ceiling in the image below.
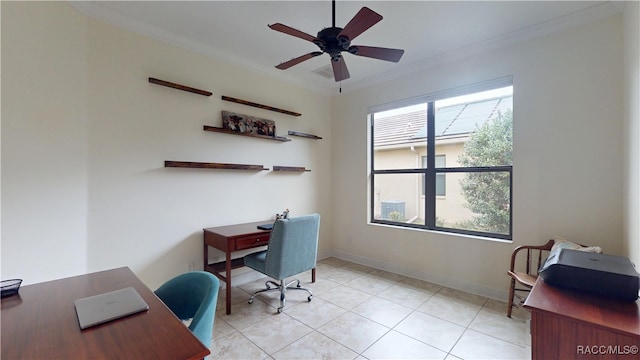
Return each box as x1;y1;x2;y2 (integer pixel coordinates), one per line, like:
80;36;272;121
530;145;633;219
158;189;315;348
71;1;622;95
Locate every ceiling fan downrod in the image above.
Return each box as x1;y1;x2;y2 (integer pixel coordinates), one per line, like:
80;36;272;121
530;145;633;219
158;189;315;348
332;0;336;28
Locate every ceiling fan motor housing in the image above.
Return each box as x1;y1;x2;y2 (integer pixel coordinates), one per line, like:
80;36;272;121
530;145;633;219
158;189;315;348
316;27;351;61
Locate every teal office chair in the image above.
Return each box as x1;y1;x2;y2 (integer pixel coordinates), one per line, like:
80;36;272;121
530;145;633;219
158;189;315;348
244;213;320;313
154;271;219;348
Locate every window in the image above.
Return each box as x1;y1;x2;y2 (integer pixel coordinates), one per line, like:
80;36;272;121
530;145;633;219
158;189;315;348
422;155;446;196
369;79;513;240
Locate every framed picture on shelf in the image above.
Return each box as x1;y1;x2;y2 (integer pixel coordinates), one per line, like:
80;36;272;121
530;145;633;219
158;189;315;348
221;111;276;137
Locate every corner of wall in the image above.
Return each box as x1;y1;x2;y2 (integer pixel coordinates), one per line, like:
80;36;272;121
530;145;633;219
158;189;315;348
623;1;640;267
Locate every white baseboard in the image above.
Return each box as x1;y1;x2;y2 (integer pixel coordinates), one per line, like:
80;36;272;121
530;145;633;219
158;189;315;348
327;249;508;301
223;250;334;289
218;268;265;289
221;249;509;302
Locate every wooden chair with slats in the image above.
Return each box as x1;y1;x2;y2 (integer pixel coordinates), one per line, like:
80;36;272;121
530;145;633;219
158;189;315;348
506;239;555;318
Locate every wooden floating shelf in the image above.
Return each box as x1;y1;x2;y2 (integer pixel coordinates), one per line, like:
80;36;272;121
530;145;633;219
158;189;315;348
288;131;323;140
273;166;311;172
203;125;291;142
149;77;212;97
222;95;301;117
165;161;268;171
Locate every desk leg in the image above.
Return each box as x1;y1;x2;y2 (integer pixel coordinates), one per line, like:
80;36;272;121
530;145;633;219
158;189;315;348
203;242;208;271
312;268;316;283
225;250;232;315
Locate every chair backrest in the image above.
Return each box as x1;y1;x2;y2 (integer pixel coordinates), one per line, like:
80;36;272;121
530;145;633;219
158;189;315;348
264;213;320;280
154;271;219;348
509;239;555;276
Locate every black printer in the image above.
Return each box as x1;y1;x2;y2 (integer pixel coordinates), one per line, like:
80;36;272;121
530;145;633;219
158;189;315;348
539;248;640;302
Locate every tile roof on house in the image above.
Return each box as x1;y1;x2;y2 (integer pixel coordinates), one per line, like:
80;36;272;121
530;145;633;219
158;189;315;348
374;95;512;148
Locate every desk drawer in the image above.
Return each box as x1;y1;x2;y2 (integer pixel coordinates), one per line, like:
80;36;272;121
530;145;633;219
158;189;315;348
235;233;270;250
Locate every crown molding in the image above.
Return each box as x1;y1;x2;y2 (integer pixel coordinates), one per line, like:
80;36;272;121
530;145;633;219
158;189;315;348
338;1;624;94
69;1;622;97
68;1;332;96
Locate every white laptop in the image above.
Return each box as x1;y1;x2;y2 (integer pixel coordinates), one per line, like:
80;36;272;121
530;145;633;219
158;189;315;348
74;287;149;330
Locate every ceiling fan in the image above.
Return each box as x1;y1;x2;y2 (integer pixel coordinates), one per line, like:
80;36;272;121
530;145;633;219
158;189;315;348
269;0;404;82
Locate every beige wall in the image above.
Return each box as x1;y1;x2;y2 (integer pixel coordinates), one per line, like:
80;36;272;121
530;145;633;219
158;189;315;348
2;2;635;299
332;14;625;300
2;2;332;288
623;1;640;268
373;142;474;225
433;142;474;225
2;2;89;281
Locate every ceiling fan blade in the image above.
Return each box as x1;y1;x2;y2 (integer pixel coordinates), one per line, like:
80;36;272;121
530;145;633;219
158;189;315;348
337;7;383;42
268;23;318;43
331;57;350;82
275;52;323;70
350;46;404;63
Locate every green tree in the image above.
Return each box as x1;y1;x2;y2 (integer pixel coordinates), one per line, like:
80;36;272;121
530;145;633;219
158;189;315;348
457;110;513;234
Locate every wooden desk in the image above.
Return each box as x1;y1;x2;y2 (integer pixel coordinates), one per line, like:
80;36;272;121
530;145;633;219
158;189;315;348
524;278;640;360
1;267;209;360
204;220;315;314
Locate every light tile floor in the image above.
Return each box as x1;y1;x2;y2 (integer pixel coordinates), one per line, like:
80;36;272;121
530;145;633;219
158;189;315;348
208;257;531;360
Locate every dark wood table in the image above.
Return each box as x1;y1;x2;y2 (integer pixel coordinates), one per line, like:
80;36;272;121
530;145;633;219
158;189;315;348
524;278;640;360
1;267;210;360
204;220;315;314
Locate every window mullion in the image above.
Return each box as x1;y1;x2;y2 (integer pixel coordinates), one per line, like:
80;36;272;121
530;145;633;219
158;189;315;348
425;101;436;228
370;114;376;222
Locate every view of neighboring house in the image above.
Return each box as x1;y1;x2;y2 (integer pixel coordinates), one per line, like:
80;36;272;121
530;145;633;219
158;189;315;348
372;93;513;227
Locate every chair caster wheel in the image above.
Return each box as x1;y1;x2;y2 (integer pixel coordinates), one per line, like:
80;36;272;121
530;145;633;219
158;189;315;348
307;295;313;302
248;298;253;304
277;307;283;313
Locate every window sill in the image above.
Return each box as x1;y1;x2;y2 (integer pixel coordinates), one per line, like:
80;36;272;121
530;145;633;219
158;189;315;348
368;221;513;244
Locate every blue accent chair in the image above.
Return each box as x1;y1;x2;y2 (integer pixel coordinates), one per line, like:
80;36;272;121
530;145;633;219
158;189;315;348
244;213;320;313
154;271;220;347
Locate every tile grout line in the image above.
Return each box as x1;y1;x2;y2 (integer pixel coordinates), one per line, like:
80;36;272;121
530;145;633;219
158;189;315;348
210;258;530;360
